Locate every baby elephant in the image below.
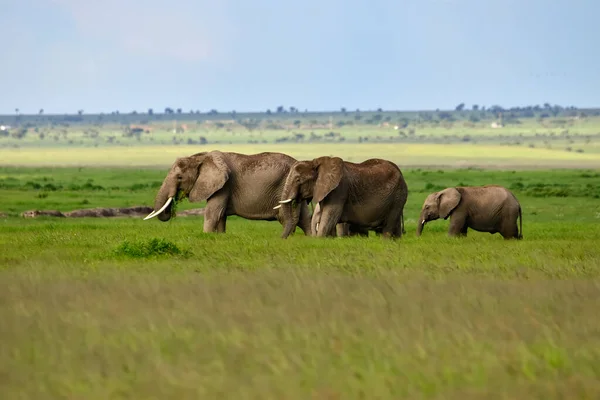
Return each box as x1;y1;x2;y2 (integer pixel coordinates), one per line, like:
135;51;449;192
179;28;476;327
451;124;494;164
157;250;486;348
417;185;523;240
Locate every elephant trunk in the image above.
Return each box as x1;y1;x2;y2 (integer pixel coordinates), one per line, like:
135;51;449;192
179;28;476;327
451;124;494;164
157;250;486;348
416;211;426;236
147;176;177;222
279;175;300;239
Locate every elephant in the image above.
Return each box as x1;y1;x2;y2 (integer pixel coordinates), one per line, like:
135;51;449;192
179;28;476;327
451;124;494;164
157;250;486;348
274;156;409;239
416;185;523;240
143;150;312;234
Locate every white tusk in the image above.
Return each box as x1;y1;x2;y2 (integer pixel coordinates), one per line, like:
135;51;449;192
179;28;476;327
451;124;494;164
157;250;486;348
273;204;282;209
316;222;319;233
143;197;173;220
279;198;293;204
143;210;158;220
421;219;425;224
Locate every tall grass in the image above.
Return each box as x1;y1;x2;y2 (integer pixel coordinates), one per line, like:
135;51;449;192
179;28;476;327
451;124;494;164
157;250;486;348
1;167;600;398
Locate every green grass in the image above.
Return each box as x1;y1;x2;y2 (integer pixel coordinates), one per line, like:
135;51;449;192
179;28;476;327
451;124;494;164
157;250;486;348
1;167;600;398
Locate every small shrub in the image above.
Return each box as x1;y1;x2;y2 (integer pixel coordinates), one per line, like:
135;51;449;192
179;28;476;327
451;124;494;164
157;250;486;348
509;182;525;191
113;238;191;258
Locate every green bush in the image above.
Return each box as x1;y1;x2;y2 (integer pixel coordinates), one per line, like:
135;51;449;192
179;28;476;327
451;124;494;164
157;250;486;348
113;238;191;258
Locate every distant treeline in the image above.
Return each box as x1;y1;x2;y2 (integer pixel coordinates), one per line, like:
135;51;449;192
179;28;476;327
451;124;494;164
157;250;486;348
1;104;596;127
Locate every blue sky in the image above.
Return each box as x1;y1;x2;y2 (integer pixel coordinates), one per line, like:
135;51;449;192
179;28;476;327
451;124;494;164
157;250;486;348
2;0;598;114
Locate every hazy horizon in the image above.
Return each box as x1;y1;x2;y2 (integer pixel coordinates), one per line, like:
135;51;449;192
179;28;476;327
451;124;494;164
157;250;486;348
3;0;599;114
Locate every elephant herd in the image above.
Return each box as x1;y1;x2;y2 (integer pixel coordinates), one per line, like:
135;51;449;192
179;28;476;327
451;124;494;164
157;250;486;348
143;150;524;240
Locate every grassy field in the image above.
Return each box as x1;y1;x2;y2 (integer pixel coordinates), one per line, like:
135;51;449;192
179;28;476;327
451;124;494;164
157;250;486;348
2;165;600;398
2;112;600;154
1;142;600;169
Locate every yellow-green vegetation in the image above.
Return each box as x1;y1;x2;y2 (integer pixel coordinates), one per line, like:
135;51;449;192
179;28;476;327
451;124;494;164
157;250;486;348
1;143;600;169
1;166;600;398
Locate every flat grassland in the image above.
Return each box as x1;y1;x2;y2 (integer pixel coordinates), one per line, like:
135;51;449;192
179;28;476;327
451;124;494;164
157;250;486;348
2;162;600;398
1;111;600;398
2;142;600;169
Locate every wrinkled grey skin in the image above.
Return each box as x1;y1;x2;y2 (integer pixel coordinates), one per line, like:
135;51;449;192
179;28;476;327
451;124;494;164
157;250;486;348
147;150;312;234
278;156;408;239
416;185;523;240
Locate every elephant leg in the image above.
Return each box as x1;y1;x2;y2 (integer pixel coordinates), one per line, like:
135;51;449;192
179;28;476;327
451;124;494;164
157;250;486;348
381;210;404;240
297;202;313;236
391;218;404;239
216;215;227;233
447;215;467;237
203;196;228;233
336;223;350;237
499;217;519;240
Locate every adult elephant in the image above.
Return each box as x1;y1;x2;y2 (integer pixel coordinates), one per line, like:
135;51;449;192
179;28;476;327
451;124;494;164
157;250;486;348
274;156;408;239
143;150;312;234
416;185;523;240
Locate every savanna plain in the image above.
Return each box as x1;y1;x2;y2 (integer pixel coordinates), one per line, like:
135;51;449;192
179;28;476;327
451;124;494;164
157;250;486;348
1;111;600;399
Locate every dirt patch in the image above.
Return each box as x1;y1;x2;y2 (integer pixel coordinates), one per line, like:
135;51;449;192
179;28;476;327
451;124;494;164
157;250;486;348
21;206;205;218
22;210;66;218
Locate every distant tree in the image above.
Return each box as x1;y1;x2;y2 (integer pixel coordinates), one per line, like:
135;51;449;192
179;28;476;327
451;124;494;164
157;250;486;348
15;108;19;115
39;108;44;115
472;104;479;111
341;107;347;115
377;108;383;112
289;106;297;113
276;106;285;113
78;109;84;115
266;109;272;115
455;103;465;111
176;108;182;114
148;108;154;115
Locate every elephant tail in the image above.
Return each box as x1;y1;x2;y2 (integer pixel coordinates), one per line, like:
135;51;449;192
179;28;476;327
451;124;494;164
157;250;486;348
401;213;406;235
518;205;523;240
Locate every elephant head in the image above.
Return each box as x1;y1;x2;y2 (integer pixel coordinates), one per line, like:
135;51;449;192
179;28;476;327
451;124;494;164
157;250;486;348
416;187;461;236
275;156;344;238
144;151;231;222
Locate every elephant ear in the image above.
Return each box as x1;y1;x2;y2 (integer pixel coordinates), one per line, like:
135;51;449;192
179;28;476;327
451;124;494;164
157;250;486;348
313;156;344;204
189;151;231;202
437;188;461;219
